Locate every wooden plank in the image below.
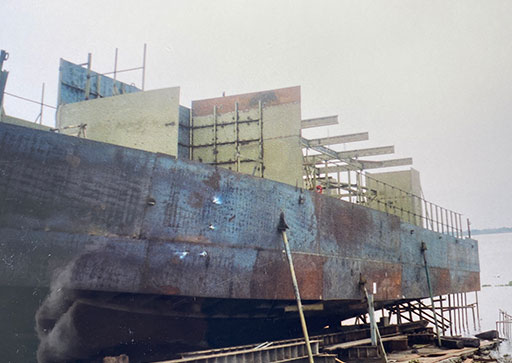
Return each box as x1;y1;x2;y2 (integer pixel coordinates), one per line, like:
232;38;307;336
324;334;405;351
301;115;338;129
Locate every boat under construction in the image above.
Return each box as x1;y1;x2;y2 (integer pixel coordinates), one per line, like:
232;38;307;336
0;51;480;362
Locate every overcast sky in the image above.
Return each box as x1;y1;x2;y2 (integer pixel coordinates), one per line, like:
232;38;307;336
1;0;511;230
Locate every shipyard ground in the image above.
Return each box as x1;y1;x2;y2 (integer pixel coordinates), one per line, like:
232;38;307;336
100;324;503;363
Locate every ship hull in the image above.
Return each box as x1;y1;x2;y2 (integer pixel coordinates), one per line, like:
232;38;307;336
0;122;480;361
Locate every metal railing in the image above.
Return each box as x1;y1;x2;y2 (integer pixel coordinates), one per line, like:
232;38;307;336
305;164;467;238
497;309;512;339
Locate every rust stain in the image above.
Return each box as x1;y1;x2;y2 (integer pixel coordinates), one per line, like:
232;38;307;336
361;262;402;301
250;250;325;300
460;270;481;293
313;193;372;249
188;191;204;209
191;86;300;117
433;267;452;296
65;153;81;168
172;235;211;244
158;285;181;295
204;171;221;191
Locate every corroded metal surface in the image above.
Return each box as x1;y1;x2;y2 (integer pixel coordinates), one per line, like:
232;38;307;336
0;122;480;303
191;86;300;117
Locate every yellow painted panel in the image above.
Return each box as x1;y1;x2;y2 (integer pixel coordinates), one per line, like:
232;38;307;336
57;87;181;157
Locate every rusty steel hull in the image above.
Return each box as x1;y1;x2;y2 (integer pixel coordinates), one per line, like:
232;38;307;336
0;122;480;360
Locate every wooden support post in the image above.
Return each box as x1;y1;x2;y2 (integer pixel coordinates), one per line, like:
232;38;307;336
277;213;314;363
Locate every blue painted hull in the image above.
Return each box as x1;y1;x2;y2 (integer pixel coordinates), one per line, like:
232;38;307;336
0;122;480;361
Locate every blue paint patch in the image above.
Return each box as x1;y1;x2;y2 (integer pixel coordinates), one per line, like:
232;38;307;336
58;59;140;105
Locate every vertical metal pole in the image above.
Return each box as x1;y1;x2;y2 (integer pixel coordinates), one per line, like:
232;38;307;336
142;43;147;91
399;188;404;220
453;213;458;238
357;172;362;204
458;214;463;238
384;183;388;213
96;74;102;98
337;171;341;196
406;192;412;223
325;161;331;195
441;209;445;235
213;106;218;165
277;213;314;363
464;292;469;332
450;211;455;237
421;242;441;346
456;293;465;333
85;53;92;100
471;302;476;331
423;199;428;229
467;219;472;239
455;214;461;238
363;288;388;363
435;205;440;232
439;295;445;334
258;100;263;177
347;171;352;203
39;82;45;124
453;294;458;335
369;293;377;346
448;294;454;336
475;291;481;330
113;48;118;95
429;203;434;231
235;102;240;172
189;107;194;161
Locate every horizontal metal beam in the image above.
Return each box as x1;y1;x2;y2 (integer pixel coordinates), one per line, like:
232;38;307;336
301;115;338;129
305;132;369;147
304;145;396;163
301;138;339;159
318;157;413;173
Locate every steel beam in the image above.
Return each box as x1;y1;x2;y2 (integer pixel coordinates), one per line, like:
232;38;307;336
317;158;413;173
304;146;395;164
301;115;338;129
305;132;369;147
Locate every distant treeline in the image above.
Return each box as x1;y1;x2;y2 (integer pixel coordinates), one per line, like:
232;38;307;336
467;227;512;236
